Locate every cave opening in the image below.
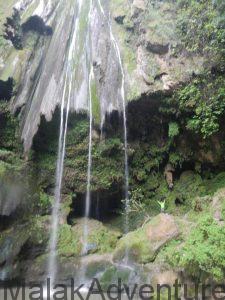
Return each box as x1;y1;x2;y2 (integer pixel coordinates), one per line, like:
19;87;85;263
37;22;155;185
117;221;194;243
67;189;123;224
0;214;16;231
0;78;14;101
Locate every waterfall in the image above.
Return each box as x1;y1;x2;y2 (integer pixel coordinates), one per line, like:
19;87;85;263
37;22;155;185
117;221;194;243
81;0;93;262
46;0;83;287
97;0;130;251
46;75;68;287
82;66;94;255
43;0;129;288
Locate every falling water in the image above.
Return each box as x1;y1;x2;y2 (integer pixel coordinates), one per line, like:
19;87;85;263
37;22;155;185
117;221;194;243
46;0;83;287
97;0;130;254
79;1;93;287
82;66;94;255
46;72;70;287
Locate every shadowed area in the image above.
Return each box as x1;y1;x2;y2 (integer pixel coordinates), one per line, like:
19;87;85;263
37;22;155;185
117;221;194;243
0;78;14;101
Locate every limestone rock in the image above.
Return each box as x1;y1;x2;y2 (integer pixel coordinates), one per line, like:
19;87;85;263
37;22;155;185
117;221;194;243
146;213;179;246
113;214;179;264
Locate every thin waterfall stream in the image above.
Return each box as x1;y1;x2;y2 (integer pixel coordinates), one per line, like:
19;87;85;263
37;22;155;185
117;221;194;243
46;0;83;288
80;4;94;286
97;0;130;260
83;66;94;255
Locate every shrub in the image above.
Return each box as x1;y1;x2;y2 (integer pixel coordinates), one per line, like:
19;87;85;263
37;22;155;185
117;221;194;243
170;215;225;280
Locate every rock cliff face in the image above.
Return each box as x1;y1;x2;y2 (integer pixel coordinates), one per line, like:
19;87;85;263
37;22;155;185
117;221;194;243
1;0;128;152
111;0;207;99
0;0;209;152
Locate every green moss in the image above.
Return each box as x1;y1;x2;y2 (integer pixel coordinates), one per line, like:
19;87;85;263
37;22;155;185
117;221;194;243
29;216;50;246
91;81;101;125
0;161;7;177
100;266;131;290
85;260;112;279
72;219;120;255
205;172;225;194
57;224;81;258
88;226;120;254
114;220;159;264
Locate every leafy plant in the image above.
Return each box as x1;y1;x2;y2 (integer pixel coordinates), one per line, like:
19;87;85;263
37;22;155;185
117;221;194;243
170;215;225;280
168;122;180;139
175;76;225;138
176;0;225;60
3;8;23;49
39;191;52;211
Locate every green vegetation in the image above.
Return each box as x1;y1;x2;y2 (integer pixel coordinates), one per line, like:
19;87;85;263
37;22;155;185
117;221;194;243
161;75;225;139
57;224;81;257
0;102;21;150
177;0;225;61
168;122;180;139
168;215;225;281
176;76;225;138
3;8;23;49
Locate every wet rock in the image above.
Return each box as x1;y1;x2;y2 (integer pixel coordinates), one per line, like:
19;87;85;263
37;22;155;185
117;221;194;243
113;214;179;264
0;225;30;265
72;218;121;255
98;261;154;291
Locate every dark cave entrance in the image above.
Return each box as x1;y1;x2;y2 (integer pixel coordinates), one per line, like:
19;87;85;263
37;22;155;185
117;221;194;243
67;189;123;224
0;78;14;101
0;214;16;231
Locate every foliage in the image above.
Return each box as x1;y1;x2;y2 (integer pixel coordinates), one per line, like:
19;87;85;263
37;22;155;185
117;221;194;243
176;0;225;60
168;122;179;139
205;172;225;194
169;215;225;281
57;224;81;257
3;8;23;49
124;187;149;220
0;102;21;150
174;76;225;138
38;191;52;211
169;152;185;168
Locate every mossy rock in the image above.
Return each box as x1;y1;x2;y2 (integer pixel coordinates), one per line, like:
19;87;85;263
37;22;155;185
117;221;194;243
57;224;81;258
100;266;131;290
72;218;121;255
99;263;149;291
113;214;179;264
0;225;31;265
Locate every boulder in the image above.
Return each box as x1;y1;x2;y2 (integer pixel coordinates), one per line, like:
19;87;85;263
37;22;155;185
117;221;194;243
113;214;179;264
0;226;30;265
146;263;179;286
71;218;121;255
145;213;179;246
